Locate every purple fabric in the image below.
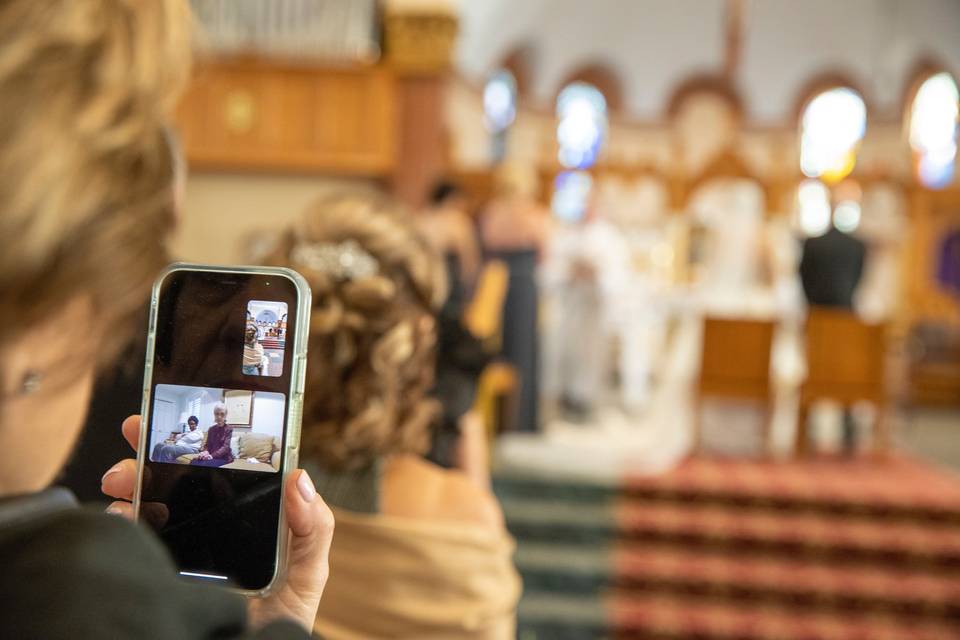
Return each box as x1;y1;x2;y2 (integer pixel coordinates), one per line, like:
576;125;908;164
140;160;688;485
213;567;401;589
937;229;960;294
200;424;234;463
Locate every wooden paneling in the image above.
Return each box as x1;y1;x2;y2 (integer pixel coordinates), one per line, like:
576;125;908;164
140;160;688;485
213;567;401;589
903;187;960;406
176;59;396;175
906;188;960;325
391;76;447;208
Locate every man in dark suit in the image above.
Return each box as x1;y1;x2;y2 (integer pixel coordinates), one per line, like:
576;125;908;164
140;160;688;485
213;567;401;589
799;222;867;452
800;226;866;309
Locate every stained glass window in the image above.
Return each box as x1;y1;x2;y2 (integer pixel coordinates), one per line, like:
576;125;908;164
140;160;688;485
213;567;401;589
800;88;866;184
484;69;517;133
909;72;958;189
556;82;607;169
484;69;517;164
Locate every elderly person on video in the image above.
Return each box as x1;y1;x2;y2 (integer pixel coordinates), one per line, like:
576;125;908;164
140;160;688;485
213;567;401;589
152;415;202;462
190;403;234;467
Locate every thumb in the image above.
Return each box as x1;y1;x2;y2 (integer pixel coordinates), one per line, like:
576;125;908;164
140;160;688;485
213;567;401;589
250;469;334;631
286;468;335;593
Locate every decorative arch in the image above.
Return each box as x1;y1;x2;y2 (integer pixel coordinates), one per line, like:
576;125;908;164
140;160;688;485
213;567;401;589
497;44;536;100
900;57;956;119
790;70;871;125
665;72;744;119
679;150;769;209
553;62;624;113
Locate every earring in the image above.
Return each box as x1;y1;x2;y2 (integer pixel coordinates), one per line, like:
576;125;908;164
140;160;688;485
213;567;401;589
19;370;43;396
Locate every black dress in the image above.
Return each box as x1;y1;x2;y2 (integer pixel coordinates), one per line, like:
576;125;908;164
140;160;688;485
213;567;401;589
488;249;539;432
427;253;491;467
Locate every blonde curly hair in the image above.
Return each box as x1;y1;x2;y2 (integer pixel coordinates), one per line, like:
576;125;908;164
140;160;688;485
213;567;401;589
264;191;448;471
0;0;191;365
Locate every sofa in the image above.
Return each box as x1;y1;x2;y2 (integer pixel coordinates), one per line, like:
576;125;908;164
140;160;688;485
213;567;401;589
175;431;281;472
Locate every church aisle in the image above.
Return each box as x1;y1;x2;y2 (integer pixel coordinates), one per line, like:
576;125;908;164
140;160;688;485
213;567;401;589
498;455;960;639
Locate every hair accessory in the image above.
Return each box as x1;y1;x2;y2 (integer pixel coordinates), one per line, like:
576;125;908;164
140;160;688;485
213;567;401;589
292;240;378;280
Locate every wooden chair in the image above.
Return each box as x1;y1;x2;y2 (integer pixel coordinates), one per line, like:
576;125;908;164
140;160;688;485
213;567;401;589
463;260;518;441
694;317;776;455
474;362;519;438
463;260;509;349
795;308;888;456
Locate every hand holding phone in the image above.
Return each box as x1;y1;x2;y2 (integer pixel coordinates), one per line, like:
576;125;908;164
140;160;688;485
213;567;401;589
103;415;335;631
134;264;313;594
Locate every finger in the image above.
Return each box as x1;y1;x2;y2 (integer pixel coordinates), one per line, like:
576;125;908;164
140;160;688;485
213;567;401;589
285;469;335;543
101;458;138;501
104;499;169;529
105;501;135;520
122;415;141;451
281;470;335;608
248;469;334;631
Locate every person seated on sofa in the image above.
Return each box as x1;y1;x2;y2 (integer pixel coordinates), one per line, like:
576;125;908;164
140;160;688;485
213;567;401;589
0;1;333;637
260;191;521;639
191;403;234;467
152;415;202;462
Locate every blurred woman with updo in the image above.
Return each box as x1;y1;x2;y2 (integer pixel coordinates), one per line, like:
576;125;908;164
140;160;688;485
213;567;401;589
262;191;521;639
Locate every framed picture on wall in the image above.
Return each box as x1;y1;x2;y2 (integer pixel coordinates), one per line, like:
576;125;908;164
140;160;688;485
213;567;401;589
224;389;253;426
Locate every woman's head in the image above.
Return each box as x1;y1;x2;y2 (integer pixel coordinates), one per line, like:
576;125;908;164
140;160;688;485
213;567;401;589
0;0;191;494
188;416;199;430
212;403;227;426
263;191;447;471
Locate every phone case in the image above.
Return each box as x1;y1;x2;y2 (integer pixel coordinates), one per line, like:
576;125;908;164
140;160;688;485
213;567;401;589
132;262;312;597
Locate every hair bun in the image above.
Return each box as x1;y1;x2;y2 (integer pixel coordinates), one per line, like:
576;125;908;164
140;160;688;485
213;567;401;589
342;276;396;311
310;297;343;335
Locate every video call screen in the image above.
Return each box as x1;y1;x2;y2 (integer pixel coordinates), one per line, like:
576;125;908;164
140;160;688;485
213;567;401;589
243;300;287;377
149;384;286;474
141;270;301;589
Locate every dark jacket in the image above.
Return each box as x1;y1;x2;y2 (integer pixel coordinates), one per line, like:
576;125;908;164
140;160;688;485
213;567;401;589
0;488;309;640
799;227;866;309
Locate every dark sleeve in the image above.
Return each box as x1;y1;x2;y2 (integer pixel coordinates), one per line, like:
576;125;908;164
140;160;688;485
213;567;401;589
853;239;866;285
211;426;233;459
0;509;311;640
798;239;812;293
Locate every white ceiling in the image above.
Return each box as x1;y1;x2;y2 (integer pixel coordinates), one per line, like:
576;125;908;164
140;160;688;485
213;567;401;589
455;0;960;124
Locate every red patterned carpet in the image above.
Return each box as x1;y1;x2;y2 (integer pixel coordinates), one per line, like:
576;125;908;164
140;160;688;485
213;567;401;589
612;456;960;640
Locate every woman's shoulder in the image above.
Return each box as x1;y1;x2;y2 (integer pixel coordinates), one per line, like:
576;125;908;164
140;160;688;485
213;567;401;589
381;455;503;530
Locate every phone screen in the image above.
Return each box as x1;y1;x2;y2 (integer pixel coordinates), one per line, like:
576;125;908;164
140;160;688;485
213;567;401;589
139;269;303;591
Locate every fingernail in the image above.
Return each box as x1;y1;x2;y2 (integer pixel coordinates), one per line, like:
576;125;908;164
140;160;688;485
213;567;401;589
101;465;122;484
297;470;316;503
106;506;123;516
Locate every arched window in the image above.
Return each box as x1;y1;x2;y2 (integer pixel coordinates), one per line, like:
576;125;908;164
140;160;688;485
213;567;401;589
909;72;959;189
483;69;518;164
556;82;607;169
800;87;867;184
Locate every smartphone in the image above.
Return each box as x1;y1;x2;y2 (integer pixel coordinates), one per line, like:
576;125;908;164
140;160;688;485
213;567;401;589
134;264;311;595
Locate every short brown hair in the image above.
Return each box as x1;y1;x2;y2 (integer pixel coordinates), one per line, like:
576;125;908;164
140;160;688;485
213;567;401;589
0;0;191;364
264;191;448;471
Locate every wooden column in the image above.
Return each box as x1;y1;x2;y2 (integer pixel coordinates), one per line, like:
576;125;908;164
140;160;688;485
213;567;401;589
383;8;457;209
